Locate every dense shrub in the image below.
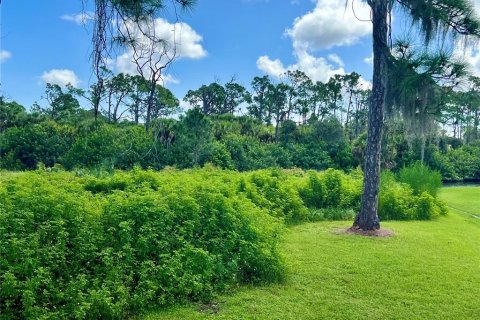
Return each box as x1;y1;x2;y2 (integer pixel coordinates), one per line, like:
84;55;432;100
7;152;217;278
378;171;447;221
427;145;480;181
241;169;308;223
379;172;416;220
0;166;447;319
398;163;442;197
307;208;356;222
0;121;74;170
299;171;326;209
298;168;362;211
0;170;284;319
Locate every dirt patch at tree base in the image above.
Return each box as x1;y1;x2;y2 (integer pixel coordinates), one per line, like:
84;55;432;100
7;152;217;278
336;227;395;237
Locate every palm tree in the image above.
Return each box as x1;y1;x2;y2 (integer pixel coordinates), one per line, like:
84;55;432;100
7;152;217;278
351;0;480;231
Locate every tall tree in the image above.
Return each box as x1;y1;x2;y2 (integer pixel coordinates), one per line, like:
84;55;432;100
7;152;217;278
184;83;226;115
43;84;81;122
248;76;272;123
223;81;251;114
352;0;480;231
386;40;468;164
90;0;196;128
266;82;289;143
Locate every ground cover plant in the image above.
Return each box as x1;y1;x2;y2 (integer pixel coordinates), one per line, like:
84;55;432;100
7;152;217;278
0;167;442;319
0;169;284;319
144;186;480;320
0;165;449;319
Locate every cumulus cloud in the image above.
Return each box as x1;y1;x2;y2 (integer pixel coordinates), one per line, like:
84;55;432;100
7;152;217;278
294;51;345;81
328;54;345;68
41;69;81;87
112;18;206;84
285;0;371;52
61;12;94;25
358;76;372;90
473;0;480;16
256;56;287;78
257;51;345;83
0;50;11;63
257;0;372;83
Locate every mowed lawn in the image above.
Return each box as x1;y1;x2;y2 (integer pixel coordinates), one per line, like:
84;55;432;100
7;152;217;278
143;187;480;320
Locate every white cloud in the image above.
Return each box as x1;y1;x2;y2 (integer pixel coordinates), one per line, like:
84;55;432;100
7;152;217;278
453;39;480;77
179;99;193;112
358;76;372;90
41;69;81;87
0;50;11;63
112;18;206;84
285;0;371;52
256;51;345;83
473;1;480;16
61;12;94;25
256;56;287;78
328;54;344;67
257;0;372;83
294;50;345;81
364;53;373;66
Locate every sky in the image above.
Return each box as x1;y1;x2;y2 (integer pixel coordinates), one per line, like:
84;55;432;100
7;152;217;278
2;0;480;110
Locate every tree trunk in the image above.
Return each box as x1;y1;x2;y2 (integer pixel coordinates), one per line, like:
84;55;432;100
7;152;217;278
420;134;425;165
93;79;103;121
274;118;280;143
145;82;156;132
354;96;359;138
352;0;389;231
474;109;479;141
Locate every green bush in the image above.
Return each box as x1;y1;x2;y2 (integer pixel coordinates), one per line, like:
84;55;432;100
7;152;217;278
0;166;448;319
298;169;362;212
379;171;446;221
379;171;416;220
414;191;441;220
307;208;355;222
0;170;284;319
242;169;308;223
398;163;442;197
298;171;325;209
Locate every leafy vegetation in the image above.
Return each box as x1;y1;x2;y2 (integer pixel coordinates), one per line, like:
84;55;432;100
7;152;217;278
0;169;284;319
0;166;448;319
2;83;480;182
143;186;480;320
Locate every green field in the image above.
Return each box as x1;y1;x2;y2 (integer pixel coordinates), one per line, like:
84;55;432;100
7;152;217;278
144;186;480;320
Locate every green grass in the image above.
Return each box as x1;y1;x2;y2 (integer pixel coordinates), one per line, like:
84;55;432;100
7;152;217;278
439;186;480;218
142;187;480;320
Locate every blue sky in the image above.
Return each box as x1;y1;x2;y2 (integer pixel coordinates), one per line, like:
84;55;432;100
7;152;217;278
2;0;449;110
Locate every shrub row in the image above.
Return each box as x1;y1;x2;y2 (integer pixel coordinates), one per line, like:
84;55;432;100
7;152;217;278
0;165;445;319
379;170;447;221
0;169;284;319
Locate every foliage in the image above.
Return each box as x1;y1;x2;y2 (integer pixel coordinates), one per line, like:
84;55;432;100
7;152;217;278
430;145;480;181
241;169;308;223
378;171;446;220
0;165;450;318
146;188;480;319
0;121;74;170
398;162;442;197
298;169;363;212
307;208;356;222
0;169;285;319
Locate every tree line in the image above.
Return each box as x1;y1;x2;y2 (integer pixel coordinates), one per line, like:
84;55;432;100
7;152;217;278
1;65;480;181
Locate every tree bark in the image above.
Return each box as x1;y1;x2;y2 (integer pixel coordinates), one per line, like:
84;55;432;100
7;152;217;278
353;0;389;231
145;78;156;132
